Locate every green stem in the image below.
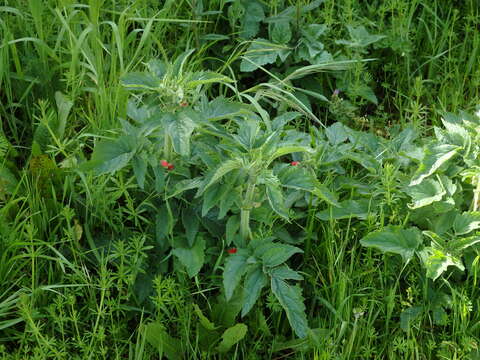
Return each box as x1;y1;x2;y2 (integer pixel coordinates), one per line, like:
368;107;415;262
473;175;480;211
240;182;256;244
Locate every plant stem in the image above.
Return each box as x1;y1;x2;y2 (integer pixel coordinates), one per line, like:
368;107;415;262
473;174;480;211
240;182;256;244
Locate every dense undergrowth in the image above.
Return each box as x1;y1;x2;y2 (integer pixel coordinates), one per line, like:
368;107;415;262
1;0;480;359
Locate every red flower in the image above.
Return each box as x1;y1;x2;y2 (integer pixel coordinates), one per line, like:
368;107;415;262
180;101;188;107
291;161;300;166
161;160;169;168
227;248;237;254
167;164;175;171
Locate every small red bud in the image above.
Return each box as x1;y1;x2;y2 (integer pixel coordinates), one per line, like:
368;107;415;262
291;161;300;166
161;160;169;168
180;101;188;107
227;248;237;254
167;163;175;171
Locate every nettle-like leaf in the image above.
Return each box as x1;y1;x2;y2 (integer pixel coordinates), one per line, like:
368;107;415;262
335;25;386;51
260;243;303;267
166;110;197;157
87;135;137;175
410;144;460;186
406;178;446;209
360;226;422;263
240;38;290;72
316;199;372;220
144;322;183;360
239;0;264;39
453;212;480;236
418;245;464;281
172;237;206;278
241;265;267;316
223;249;249;300
271;275;309;338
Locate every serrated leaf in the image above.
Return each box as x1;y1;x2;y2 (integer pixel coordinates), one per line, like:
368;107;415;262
240;38;287;72
406;178;446;209
449;236;480;253
261;244;303;267
121;72;159;89
313;184;340;207
269;145;311;164
167;111;197;157
271;20;291;44
240;0;264;39
419;247;464;281
241;266;267;316
226;215;240;246
144;322;182;360
182;208;199;247
197;158;243;196
172;237;205;278
88;136;136;175
217;323;248;353
223;249;249;300
316;199;372;220
278;166;316;192
360;226;422;262
270;264;303;281
410;144;459;186
271;277;309;338
201;184;223;216
335;25;386;50
265;178;289;219
326;122;349;145
453;212;480;236
400;306;423;332
132;154;147;189
272;112;302;131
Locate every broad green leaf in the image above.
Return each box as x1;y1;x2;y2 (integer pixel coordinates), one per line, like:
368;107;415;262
316;199;372;220
449;236;480;253
121;72;160;89
261;244;303;267
201;184;223;216
335;25;386;51
197;158;243;196
406;178;446;209
360;226;422;262
278;166;316;192
144;322;182;360
313;184;340;207
132;154;147;189
193;304;217;330
88;136;136;175
172;237;205;278
326;122;349;145
217;323;248;353
271;20;292;44
182;208;199;247
272;112;302;131
271;277;309;338
167;177;203;199
269;264;303;281
167;111;197;156
410;144;459;186
226;215;240;246
240;0;264;39
269;145;311;164
241;265;267;316
400;306;423;332
453;212;480;236
265;177;289;219
202;97;250;121
240;38;288;72
418;247;464;281
223;249;249;300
